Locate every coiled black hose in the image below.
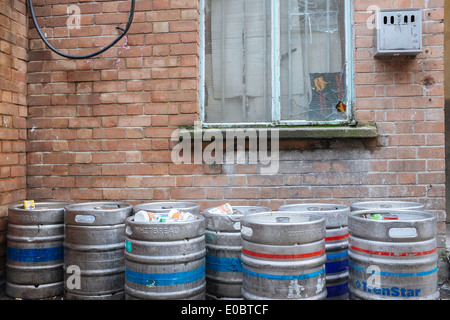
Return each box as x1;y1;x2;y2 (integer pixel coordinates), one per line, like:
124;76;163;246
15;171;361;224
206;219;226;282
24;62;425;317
28;0;135;59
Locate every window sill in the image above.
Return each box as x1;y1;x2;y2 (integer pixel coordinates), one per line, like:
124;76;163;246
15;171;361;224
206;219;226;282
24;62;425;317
182;122;378;140
275;122;378;139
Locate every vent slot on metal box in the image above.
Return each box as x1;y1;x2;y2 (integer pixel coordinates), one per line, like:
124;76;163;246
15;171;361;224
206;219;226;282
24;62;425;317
374;8;422;57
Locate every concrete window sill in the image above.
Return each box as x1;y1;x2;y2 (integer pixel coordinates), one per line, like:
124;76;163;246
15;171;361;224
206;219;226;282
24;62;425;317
182;123;378;140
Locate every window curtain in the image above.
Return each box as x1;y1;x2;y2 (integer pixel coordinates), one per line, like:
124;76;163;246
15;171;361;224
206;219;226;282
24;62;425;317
208;0;272;123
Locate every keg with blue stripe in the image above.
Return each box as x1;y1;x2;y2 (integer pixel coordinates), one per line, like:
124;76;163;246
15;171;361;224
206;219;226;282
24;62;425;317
6;202;68;299
203;205;271;300
348;209;439;300
278;203;350;299
124;213;206;299
241;211;326;300
64;202;132;300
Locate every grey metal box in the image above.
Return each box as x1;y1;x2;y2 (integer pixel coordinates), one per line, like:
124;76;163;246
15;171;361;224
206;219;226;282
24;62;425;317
374;8;422;57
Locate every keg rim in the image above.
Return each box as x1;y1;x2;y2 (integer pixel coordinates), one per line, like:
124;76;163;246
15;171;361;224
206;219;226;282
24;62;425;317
203;205;272;217
278;203;349;212
133;201;200;213
350;200;424;211
126;213;205;225
9;202;70;212
64;202;132;212
349;209;436;222
241;211;326;225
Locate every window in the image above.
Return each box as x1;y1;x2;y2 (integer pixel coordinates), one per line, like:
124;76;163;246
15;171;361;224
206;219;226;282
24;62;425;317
200;0;353;126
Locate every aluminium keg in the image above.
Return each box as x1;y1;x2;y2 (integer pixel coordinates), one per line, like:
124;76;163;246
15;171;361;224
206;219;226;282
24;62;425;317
6;202;68;299
124;214;206;299
348;209;439;300
64;202;132;300
0;217;7;297
278;203;350;300
203;206;271;300
241;211;327;300
350;201;424;211
133;201;201;215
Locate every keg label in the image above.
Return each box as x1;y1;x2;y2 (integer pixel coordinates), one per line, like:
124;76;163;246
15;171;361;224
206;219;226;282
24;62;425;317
350;264;438;298
15;215;38;222
7;246;63;263
287;228;323;239
354;280;422;298
135;226;179;236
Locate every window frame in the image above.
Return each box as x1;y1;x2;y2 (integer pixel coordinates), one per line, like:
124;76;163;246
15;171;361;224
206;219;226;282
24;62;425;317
199;0;354;128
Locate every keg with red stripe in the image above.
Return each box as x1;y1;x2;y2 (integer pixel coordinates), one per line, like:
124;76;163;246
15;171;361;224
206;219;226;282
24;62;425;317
278;203;350;300
241;211;327;300
348;209;439;300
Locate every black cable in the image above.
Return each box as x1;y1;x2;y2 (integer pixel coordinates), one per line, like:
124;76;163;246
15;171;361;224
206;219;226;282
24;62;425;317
28;0;135;59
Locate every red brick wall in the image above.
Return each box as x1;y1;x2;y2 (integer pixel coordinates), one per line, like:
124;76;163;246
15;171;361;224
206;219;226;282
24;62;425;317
0;0;28;217
25;1;446;243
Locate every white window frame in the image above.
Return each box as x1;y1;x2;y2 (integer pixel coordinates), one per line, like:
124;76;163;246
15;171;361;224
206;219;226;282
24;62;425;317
199;0;354;128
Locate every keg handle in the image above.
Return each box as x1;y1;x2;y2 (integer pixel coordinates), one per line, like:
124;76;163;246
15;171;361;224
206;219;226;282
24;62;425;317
161;206;173;209
388;227;418;238
241;226;253;237
75;215;96;223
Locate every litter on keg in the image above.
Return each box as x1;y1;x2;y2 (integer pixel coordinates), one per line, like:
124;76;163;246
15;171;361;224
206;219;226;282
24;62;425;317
23;200;35;210
134;208;195;223
209;203;234;215
365;213;399;220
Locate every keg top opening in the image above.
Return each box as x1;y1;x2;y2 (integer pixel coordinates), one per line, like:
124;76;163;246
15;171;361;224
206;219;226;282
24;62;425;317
276;217;291;223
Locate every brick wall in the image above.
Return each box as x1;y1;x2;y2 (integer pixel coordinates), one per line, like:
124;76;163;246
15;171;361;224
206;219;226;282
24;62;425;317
0;0;27;217
25;1;446;245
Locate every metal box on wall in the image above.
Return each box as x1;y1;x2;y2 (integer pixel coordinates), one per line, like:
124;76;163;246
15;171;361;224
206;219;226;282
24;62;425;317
374;8;423;57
